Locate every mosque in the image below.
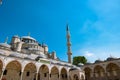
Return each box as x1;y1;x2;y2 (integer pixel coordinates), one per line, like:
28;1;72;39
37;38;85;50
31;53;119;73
0;25;85;80
1;0;120;79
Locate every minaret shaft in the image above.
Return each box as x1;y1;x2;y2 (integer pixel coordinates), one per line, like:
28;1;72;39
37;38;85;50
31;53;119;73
66;24;72;63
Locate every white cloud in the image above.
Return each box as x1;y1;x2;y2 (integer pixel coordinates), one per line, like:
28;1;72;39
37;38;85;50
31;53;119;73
84;51;94;57
73;0;120;63
73;45;120;63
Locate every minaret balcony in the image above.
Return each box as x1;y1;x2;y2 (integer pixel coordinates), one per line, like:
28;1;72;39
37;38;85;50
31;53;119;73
67;43;71;46
67;52;72;55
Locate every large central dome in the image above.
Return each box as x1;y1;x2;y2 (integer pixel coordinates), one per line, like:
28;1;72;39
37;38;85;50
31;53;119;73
22;36;36;41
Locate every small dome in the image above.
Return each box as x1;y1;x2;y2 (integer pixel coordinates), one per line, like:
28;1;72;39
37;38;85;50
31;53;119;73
106;57;117;61
95;59;103;63
84;62;92;65
13;35;19;38
42;43;48;47
78;63;84;66
22;36;36;41
0;43;11;48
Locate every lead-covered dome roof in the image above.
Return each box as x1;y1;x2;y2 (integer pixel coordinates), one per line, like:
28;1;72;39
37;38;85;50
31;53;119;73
106;56;117;61
22;36;36;41
0;43;11;48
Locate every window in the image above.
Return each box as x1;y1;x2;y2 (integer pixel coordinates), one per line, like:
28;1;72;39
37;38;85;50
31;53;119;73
62;74;64;78
3;70;7;75
44;73;47;77
26;71;30;76
19;71;21;76
65;74;67;78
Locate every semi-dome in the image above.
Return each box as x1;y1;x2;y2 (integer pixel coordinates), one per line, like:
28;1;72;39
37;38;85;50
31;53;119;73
9;52;22;58
9;52;28;58
0;51;6;56
28;48;40;51
37;52;47;58
24;53;47;60
24;54;38;60
0;43;11;48
22;36;36;41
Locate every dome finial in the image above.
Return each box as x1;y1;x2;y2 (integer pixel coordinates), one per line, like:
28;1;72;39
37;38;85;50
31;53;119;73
5;37;8;43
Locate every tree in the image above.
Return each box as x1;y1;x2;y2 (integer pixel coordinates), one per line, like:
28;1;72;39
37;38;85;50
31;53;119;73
73;56;87;66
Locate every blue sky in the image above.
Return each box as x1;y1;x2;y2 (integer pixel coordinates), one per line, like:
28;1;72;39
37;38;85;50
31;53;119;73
0;0;120;62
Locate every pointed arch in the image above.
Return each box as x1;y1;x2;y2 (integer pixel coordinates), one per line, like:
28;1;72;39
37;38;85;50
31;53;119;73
50;66;59;80
106;63;120;77
81;74;85;80
0;59;3;78
22;62;37;80
84;67;92;80
38;64;49;80
60;67;67;80
94;65;105;78
3;60;22;80
73;74;79;80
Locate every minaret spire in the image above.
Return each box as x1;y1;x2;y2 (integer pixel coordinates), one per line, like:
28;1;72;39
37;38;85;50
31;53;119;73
66;24;72;63
66;24;69;31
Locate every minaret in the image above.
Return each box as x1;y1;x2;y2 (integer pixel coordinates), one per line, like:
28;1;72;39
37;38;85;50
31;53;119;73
66;24;72;63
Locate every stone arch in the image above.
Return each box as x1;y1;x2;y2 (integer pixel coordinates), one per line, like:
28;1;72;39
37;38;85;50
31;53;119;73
38;64;49;80
73;74;79;80
106;63;120;77
84;67;92;80
60;67;67;80
94;65;105;78
22;62;37;80
81;74;85;80
0;59;3;78
3;60;22;80
50;66;59;80
0;57;4;66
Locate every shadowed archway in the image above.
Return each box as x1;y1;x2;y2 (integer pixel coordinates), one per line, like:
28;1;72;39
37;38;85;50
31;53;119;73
50;66;59;80
3;60;21;80
106;63;120;80
60;68;67;80
38;64;49;80
84;67;92;80
23;62;37;80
